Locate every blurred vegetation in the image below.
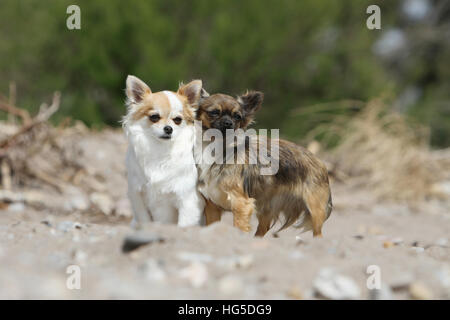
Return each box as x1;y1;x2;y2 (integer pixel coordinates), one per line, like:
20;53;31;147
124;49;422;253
0;0;448;147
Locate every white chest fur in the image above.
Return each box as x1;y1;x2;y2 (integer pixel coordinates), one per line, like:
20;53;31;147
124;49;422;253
125;122;204;227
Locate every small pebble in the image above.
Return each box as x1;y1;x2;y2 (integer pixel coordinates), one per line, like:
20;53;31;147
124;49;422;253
295;236;306;245
391;237;404;245
287;286;303;300
409;282;433;300
180;262;208;288
410;247;425;254
218;275;243;295
57;221;82;233
40;220;52;227
383;241;394;248
217;254;254;269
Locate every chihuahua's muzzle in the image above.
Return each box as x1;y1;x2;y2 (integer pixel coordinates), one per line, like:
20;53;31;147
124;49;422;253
160;125;173;139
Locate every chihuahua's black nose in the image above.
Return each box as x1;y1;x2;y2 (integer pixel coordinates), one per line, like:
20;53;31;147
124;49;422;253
222;119;233;129
164;126;173;134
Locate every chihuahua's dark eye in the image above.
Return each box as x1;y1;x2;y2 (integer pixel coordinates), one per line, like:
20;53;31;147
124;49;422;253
149;114;160;122
233;113;242;121
173;117;182;125
208;109;220;117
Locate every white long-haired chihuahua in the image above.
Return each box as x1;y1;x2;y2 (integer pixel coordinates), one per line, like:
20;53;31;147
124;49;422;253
123;75;205;227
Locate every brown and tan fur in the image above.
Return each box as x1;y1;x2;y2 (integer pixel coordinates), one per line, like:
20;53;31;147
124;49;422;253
196;92;332;237
130;85;196;124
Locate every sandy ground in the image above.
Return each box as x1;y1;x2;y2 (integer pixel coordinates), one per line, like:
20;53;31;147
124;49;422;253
0;130;449;300
0;182;449;300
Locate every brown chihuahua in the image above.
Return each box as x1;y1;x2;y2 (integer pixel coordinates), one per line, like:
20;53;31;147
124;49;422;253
195;91;332;237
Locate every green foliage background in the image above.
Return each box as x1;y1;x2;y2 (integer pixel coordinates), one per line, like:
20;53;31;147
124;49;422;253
0;0;448;146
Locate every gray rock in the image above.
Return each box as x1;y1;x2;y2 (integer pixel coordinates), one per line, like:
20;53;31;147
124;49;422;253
369;283;393;300
140;259;167;282
122;232;165;253
313;268;361;299
8;202;25;212
435;267;450;289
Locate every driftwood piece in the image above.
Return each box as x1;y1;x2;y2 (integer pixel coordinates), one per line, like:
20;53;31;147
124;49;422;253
0;189;62;209
0;158;12;190
0;100;31;125
0;92;60;155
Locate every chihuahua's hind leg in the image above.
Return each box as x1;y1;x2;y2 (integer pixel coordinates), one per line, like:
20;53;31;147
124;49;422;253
304;190;328;238
255;214;272;237
204;199;223;226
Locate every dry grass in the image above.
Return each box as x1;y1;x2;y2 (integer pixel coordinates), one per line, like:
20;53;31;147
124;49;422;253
304;98;448;201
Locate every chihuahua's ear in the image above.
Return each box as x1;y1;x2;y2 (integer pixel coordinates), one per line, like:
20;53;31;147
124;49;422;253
238;91;264;115
178;80;203;104
200;88;210;98
126;75;152;104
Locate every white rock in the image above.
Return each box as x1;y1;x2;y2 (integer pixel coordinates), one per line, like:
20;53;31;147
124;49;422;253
8;202;25;212
64;187;89;211
180;262;208;288
289;251;305;260
115;198;132;217
313;268;361;299
177;252;213;263
435;238;448;247
90;192;114;215
141;259;166;282
218;275;243;295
